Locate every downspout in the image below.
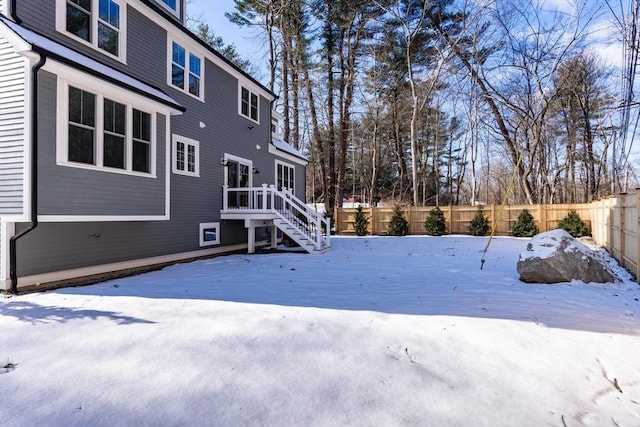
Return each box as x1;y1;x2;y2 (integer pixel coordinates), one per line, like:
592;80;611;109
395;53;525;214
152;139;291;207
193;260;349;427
9;0;22;24
9;52;46;294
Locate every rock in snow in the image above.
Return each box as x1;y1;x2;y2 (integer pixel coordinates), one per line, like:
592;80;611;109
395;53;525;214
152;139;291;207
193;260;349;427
517;229;616;284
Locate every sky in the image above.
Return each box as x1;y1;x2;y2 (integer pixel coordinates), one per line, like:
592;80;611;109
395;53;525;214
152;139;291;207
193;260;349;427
1;234;639;425
187;0;269;81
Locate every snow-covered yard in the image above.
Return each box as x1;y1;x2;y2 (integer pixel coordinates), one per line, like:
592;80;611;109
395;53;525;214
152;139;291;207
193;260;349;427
1;236;639;426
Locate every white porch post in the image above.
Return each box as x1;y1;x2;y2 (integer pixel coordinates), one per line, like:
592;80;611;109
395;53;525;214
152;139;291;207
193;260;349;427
271;225;278;249
262;183;268;211
247;226;256;254
222;185;229;211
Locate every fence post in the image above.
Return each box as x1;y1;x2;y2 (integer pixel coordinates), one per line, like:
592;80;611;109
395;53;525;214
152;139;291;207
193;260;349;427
491;204;496;233
636;192;640;281
539;204;546;232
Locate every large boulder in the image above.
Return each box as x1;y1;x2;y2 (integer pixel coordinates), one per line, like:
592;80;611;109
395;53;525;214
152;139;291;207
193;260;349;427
517;229;616;284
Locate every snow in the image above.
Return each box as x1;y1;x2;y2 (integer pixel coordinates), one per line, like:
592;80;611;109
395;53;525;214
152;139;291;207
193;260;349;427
271;137;307;160
519;229;595;261
1;236;639;426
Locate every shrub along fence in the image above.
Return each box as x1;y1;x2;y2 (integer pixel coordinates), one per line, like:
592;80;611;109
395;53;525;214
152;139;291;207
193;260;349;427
335;194;640;279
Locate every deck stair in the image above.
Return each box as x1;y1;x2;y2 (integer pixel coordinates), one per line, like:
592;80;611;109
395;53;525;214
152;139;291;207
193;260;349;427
221;184;330;254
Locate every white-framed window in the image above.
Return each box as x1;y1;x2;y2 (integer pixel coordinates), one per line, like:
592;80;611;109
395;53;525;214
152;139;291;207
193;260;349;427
169;39;203;100
199;222;220;246
276;160;295;193
239;86;259;123
172;135;199;177
57;79;158;177
158;0;180;15
56;0;127;61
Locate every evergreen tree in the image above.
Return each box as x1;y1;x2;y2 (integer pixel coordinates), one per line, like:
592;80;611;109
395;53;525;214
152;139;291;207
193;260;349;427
388;204;409;236
353;205;369;236
511;209;538;237
558;210;589;237
469;206;489;236
424;206;446;236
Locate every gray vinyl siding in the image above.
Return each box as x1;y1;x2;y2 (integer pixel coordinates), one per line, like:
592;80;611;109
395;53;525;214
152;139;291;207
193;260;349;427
12;0;287;280
35;71;167;216
0;35;26;216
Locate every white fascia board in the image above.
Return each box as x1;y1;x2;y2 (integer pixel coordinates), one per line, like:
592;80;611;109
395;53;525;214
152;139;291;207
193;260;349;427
44;60;175;115
268;143;308;166
0;19;31;52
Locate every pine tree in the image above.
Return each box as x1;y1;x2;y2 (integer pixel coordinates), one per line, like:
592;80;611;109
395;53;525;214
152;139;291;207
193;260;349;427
388;204;409;236
469;206;489;236
558;210;589;237
424;206;446;236
353;205;369;236
511;209;538;237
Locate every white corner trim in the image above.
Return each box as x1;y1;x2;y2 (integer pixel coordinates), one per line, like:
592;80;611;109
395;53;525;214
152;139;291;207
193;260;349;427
0;222;15;284
165;116;171;219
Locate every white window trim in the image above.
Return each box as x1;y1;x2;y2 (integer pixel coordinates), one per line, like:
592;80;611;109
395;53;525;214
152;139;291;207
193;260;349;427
223;153;253;188
275;159;295;193
55;0;128;63
156;0;181;17
238;85;260;124
167;37;205;102
54;69;160;178
199;222;220;247
172;134;199;177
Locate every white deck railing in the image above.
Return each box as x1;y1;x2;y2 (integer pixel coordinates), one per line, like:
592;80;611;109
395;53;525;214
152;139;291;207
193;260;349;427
223;184;330;251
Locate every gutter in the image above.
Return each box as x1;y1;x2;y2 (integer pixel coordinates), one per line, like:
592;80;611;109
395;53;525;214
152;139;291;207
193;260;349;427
9;0;21;24
9;51;46;294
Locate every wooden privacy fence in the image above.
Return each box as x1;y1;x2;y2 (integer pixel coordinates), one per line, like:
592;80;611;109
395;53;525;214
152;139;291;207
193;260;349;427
590;194;639;278
335;204;592;236
335;195;640;279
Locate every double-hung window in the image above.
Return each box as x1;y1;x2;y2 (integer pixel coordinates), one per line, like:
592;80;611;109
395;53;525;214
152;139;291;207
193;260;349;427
172;135;200;177
61;83;156;176
59;0;126;60
103;98;126;169
132;109;152;173
68;87;96;165
240;87;259;123
170;41;203;99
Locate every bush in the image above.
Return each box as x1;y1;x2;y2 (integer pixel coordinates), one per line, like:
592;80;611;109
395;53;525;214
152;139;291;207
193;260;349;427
353;205;369;236
511;209;538;237
558;210;589;237
424;206;446;236
388;204;409;236
469;206;490;236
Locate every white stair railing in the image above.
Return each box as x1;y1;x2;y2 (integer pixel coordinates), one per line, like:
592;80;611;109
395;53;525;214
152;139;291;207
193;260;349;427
223;184;330;252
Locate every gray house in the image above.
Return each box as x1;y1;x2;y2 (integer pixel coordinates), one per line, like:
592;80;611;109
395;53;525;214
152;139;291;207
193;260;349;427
0;0;329;293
